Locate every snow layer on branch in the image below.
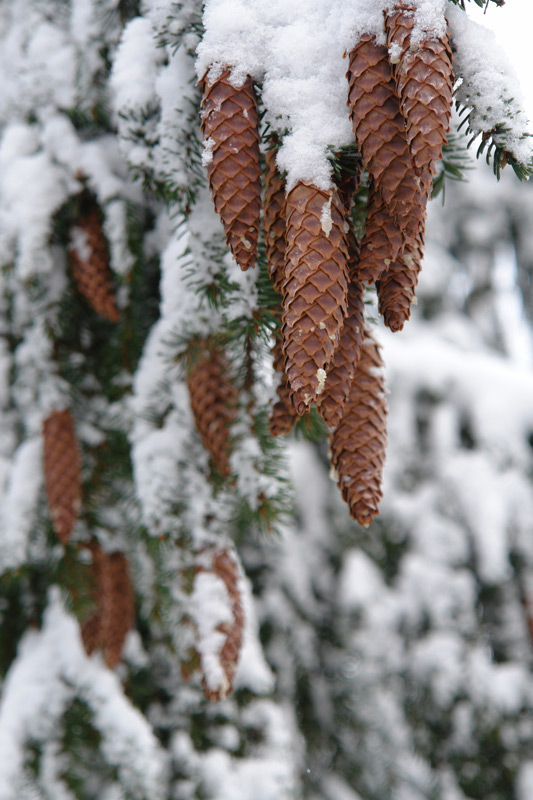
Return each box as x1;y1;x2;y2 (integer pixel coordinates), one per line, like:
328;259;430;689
0;438;43;572
0;590;168;800
448;5;533;167
197;0;449;190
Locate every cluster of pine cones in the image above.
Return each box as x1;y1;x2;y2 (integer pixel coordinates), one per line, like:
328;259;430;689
42;204;134;668
199;4;453;526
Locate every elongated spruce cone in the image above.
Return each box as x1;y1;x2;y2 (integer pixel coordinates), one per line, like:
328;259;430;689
100;551;136;668
282;181;349;414
386;3;453;190
263;143;286;293
358;184;404;285
69;205;120;322
195;547;245;701
43;410;82;544
187;342;238;478
201;69;261;271
378;231;424;331
80;540;135;669
330;331;388;527
269;332;298;437
318;225;365;429
346;35;425;234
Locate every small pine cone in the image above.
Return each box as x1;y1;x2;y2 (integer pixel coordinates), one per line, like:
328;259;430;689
282;181;349;414
386;4;453;190
201;68;261;271
43;410;82;545
69;206;120;322
377;231;424;331
358;184;404;285
187;342;238;478
100;551;136;669
330;331;387;527
346;35;425;234
195;547;245;701
317;270;365;429
269;333;298;437
80;538;104;657
263;143;286;293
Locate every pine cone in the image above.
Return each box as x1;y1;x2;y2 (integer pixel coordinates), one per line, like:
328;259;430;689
318;227;365;429
195;547;245;701
330;331;387;527
386;3;453;190
187;341;238;478
100;551;136;669
263;143;286;293
68;205;120;322
282;181;349;414
42;410;82;545
358;183;404;285
377;230;423;331
269;332;298;437
80;538;104;657
346;35;425;235
201;68;261;271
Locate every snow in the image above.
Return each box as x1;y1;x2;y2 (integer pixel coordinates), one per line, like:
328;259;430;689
0;438;43;571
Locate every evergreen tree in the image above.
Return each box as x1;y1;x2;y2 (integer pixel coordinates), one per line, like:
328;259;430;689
0;1;532;799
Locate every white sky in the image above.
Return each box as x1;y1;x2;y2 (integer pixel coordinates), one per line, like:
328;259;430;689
466;0;533;125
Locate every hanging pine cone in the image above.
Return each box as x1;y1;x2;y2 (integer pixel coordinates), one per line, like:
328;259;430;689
318;226;365;429
358;183;404;285
100;551;136;669
187;341;238;478
282;181;349;414
386;3;453;193
346;34;426;235
201;68;261;271
80;539;104;657
201;548;244;701
263;141;286;293
330;330;388;527
42;409;82;545
377;230;424;332
68;205;120;322
269;332;298;437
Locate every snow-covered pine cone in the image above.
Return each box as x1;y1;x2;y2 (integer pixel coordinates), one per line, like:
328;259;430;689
68;205;120;322
346;34;426;237
263;142;286;293
330;330;388;527
195;547;245;702
42;409;82;545
317;225;365;429
269;332;298;437
100;551;136;669
386;2;454;193
187;341;238;478
201;68;261;271
282;181;349;414
377;229;424;332
358;183;404;285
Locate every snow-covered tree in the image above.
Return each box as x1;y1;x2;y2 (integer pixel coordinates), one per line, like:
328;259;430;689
0;1;532;798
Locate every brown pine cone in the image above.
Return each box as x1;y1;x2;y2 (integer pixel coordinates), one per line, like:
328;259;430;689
377;230;424;331
330;330;388;527
68;205;120;322
201;68;261;271
317;225;365;429
187;341;238;478
269;332;298;437
100;551;136;669
282;181;349;414
196;547;245;701
346;35;425;235
263;143;286;293
386;3;453;191
42;410;82;545
80;540;104;657
358;184;404;285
